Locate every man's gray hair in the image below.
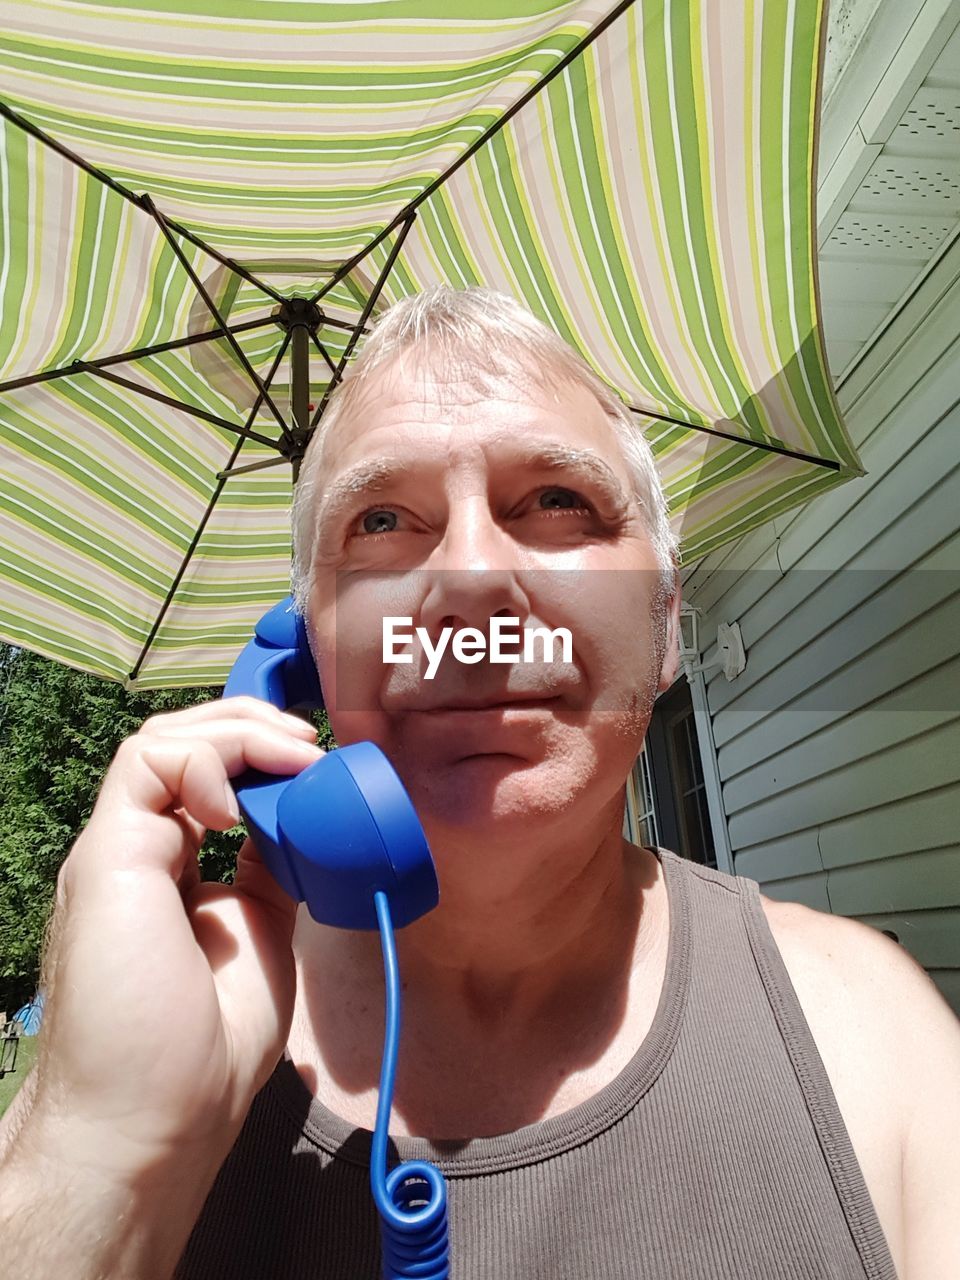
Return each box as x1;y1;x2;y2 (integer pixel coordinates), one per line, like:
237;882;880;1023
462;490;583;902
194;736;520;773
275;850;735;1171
291;286;679;611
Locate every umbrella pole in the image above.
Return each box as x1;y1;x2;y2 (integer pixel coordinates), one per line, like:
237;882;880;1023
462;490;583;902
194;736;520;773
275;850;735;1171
291;322;310;485
273;296;324;484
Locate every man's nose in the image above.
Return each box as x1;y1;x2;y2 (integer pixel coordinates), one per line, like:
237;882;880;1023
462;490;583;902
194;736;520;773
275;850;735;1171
418;497;531;635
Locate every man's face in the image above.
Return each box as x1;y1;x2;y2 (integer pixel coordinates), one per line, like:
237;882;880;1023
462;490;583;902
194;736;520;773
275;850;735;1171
305;353;679;845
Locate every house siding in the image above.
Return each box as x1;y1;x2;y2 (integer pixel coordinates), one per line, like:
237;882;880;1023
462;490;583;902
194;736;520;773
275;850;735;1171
684;239;960;1014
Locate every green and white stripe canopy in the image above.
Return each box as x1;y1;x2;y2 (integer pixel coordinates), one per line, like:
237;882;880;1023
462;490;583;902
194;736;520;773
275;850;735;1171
0;0;860;687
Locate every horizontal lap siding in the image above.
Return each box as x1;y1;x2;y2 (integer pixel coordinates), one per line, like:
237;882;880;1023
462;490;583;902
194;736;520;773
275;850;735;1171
685;243;960;1013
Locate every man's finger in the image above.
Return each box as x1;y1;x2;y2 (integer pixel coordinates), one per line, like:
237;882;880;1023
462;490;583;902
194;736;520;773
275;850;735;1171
138;718;318;758
70;732;321;888
141;696;315;738
98;730;322;819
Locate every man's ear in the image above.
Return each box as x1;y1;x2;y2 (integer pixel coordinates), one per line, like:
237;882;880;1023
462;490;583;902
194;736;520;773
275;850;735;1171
657;573;682;694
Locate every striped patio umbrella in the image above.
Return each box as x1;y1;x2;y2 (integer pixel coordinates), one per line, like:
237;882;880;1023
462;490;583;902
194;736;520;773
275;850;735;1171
0;0;861;688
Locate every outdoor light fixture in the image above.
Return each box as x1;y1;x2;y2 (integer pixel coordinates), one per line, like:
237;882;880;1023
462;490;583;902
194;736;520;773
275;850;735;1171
678;606;747;682
678;603;701;660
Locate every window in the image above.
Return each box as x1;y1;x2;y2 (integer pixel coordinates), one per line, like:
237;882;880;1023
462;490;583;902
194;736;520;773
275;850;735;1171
623;742;660;849
665;701;716;869
626;677;718;868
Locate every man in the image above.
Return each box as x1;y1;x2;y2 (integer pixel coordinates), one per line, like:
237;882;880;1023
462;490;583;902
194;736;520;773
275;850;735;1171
0;288;956;1278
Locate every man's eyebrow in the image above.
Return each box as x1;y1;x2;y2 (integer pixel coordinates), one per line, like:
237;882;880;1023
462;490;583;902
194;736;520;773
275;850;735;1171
517;445;631;510
313;459;409;538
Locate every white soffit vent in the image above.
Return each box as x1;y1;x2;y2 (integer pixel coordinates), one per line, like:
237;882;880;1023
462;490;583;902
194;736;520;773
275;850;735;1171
818;12;960;382
892;86;960;149
859;159;960;213
826;212;955;255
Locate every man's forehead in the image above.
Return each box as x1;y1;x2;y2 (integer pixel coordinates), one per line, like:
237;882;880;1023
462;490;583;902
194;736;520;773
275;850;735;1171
321;352;619;471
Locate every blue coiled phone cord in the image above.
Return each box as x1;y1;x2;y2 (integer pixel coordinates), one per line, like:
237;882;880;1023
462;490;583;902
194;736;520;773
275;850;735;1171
371;890;450;1280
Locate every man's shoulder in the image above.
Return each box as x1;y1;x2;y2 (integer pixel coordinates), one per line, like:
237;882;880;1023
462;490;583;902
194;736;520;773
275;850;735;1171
758;890;901;967
757;891;939;1008
755;890;941;1059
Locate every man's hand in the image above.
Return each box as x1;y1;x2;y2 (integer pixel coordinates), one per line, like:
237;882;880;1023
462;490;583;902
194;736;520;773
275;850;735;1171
0;696;324;1277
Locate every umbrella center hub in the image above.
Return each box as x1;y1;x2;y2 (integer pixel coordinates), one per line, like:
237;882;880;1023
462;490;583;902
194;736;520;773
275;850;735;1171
275;297;323;332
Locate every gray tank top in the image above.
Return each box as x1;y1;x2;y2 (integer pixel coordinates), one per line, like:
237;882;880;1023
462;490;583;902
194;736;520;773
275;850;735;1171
175;847;899;1278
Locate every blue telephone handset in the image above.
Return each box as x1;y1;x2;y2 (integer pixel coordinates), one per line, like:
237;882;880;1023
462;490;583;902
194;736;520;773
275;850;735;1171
223;595;438;930
225;596;449;1280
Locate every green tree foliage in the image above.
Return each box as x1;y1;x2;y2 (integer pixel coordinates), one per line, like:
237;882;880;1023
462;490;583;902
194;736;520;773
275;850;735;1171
0;645;335;1014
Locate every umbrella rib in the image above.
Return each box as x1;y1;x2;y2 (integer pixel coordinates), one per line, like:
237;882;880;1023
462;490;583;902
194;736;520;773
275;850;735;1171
626;405;842;471
77;362;282;451
144;195;295;448
218;454;291;479
0;317;279;395
308;213;416;431
0;98;286;305
321;314;370;337
309;0;639;307
310;332;340;379
127;331;293;684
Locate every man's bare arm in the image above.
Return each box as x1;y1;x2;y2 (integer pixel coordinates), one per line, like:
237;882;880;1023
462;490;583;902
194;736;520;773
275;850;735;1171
0;1104;238;1280
815;912;960;1278
883;934;960;1278
0;887;240;1280
0;698;320;1278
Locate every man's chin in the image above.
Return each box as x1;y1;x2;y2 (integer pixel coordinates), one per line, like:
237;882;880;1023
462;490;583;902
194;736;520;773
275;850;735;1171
405;753;568;836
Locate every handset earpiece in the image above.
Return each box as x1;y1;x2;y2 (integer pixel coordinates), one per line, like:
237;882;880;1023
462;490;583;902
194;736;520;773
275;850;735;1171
224;596;439;930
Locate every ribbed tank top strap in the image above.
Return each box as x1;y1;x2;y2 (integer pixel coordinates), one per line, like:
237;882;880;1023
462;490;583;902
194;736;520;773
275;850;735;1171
733;867;899;1280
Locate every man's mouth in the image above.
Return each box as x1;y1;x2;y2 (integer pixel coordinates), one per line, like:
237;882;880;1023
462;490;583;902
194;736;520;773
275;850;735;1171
416;696;560;713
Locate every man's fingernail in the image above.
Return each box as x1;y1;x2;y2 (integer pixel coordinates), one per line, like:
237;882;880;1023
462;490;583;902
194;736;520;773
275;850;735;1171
224;782;241;823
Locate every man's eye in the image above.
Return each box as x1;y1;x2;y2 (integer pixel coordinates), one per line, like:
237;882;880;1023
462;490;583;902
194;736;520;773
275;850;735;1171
358;509;399;535
536;487;590;511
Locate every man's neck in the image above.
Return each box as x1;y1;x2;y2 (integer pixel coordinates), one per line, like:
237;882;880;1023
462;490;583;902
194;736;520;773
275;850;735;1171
287;826;670;1139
